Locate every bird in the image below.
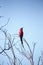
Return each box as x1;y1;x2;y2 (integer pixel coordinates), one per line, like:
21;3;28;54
18;28;24;47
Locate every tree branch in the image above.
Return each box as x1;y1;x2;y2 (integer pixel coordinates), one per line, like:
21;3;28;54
37;56;41;65
23;38;32;55
0;18;10;29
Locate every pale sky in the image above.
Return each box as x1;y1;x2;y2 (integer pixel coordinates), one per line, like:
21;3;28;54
0;0;43;65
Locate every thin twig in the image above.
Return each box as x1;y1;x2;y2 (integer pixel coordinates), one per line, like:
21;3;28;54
37;56;41;65
23;38;32;54
15;46;30;60
0;45;12;54
0;46;13;65
0;18;10;29
33;43;36;56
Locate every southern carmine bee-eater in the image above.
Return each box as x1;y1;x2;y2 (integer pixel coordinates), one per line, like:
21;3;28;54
18;28;24;47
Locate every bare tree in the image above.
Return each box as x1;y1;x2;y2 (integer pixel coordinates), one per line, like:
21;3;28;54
0;19;22;65
0;19;42;65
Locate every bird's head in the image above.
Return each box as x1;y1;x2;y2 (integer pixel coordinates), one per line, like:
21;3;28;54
20;28;23;30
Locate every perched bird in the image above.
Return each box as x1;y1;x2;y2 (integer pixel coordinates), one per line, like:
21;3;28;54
18;28;24;47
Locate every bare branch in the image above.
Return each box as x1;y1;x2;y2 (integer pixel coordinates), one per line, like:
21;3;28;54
10;44;16;65
33;43;36;56
37;56;41;65
0;27;16;65
0;46;12;54
17;58;22;65
15;46;30;60
0;18;10;29
0;46;13;65
23;38;32;54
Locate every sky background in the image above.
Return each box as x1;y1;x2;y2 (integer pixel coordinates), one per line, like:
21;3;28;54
0;0;43;65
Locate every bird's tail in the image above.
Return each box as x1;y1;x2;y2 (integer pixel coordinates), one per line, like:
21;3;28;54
20;37;25;49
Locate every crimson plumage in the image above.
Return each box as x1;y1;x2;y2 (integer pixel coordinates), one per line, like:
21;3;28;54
19;28;24;46
19;28;23;37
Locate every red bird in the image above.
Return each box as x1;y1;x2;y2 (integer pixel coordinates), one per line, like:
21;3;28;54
19;28;24;47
